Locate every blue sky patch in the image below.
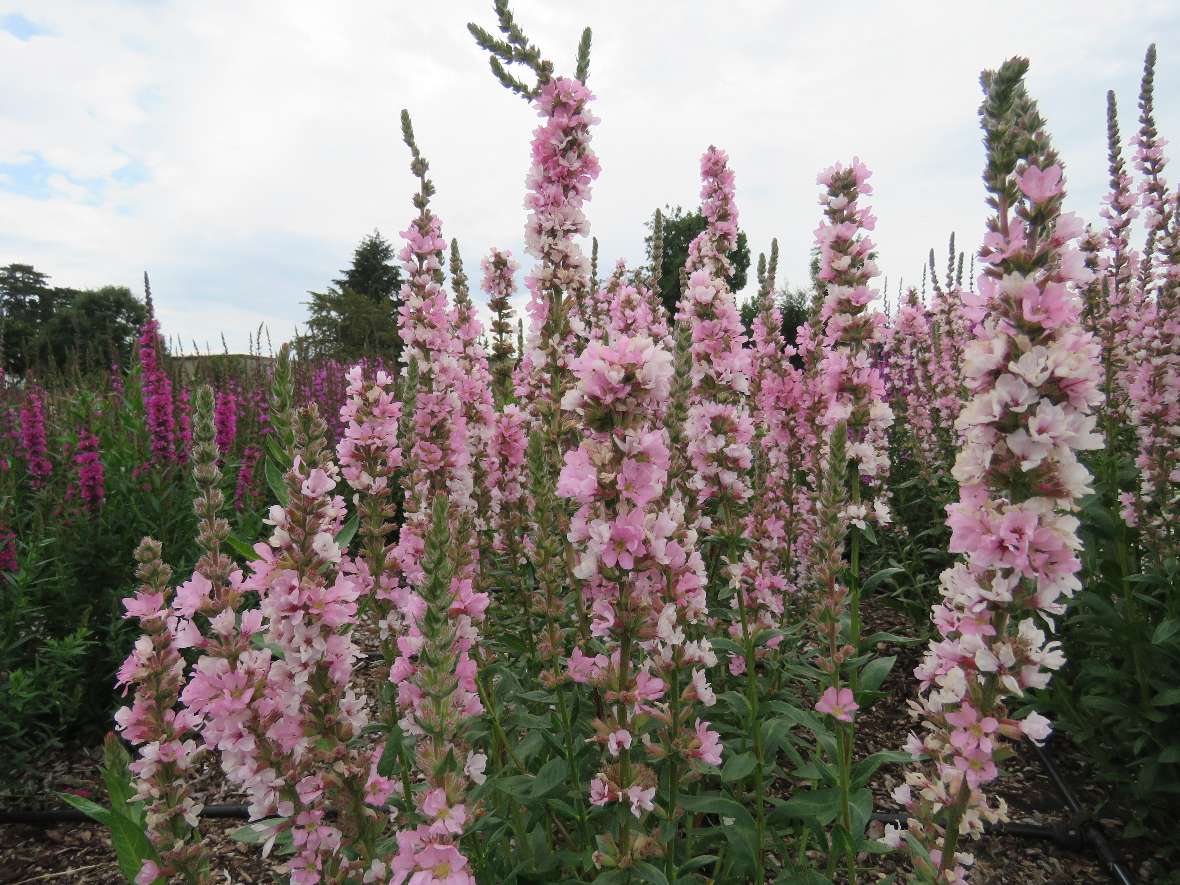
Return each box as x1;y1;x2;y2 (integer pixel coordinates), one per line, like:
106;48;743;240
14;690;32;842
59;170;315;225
1;13;49;41
0;154;66;199
0;152;151;202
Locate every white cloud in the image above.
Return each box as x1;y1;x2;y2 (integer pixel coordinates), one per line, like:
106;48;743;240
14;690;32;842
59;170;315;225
0;0;1177;350
45;172;89;201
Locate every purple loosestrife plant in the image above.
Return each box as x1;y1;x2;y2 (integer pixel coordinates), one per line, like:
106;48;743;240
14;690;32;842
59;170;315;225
889;58;1103;884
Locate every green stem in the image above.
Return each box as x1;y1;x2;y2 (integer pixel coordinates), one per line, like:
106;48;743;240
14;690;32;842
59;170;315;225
836;723;856;884
937;782;973;878
475;663;573;847
665;660;682;881
618;626;633;859
848;477;863;690
732;532;765;883
556;684;592;846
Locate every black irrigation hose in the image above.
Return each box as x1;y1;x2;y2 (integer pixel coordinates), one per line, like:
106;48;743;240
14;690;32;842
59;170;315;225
0;804;252;825
870;812;1084;848
1031;740;1135;885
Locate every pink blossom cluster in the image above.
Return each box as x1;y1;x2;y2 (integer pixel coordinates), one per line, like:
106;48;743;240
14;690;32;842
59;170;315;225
886;289;941;476
1093;91;1139;421
234;444;261;512
382;499;488;885
929;259;970;436
114;540;207;883
583;257;617;340
181;456;382;884
138;315;177;465
0;526;15;573
685;146;739;278
1119;51;1179;559
814;158;894;524
606;259;671;348
448;246;497;553
514;76;600;415
336;365;403;596
892;118;1104;880
481;246;520;401
18;388;52;487
74;427;106;510
486;404;528;557
215;387;238;454
557;334;722;866
377;132;493;882
676;148;753;518
734;278;805;670
393;210;474;596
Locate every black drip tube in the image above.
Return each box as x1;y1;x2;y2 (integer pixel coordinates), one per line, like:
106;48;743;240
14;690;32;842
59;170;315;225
1030;740;1135;885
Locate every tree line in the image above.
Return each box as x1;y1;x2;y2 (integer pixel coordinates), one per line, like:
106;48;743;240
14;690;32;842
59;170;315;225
2;208;813;378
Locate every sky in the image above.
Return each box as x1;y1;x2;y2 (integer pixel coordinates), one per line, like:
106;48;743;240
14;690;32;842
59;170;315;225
1;1;1177;353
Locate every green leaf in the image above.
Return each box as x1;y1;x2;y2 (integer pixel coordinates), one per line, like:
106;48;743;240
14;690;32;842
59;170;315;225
678;794;758;871
518;690;558;703
1152;619;1180;645
709;637;745;657
677;855;719;875
766;701;832;743
719;690;752;721
861;567;904;596
334;514;359;550
264;436;288;467
761;717;797;756
265;459;289;507
1152;688;1180;706
58;792;113;827
531;757;570;798
849;787;874;844
376;724;405;778
721;751;757;782
226;532;262;562
852;750;911;787
862;631;917;646
774;870;835;885
107;812;161;883
632;861;670;885
495;774;535;799
1159;745;1180;764
100;734;137;819
772;787;842;825
857;656;895;694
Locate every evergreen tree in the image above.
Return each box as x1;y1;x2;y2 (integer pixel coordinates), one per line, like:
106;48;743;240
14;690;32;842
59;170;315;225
301;231;403;361
333;230;402;303
643;206;750;319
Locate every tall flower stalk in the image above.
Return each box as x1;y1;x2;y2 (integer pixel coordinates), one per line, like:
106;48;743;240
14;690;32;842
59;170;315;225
1122;44;1180;561
139;276;177;466
481;247;520;405
891;58;1103;884
19;388;52;488
386;497;485;885
74;426;105;511
557;335;720;873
